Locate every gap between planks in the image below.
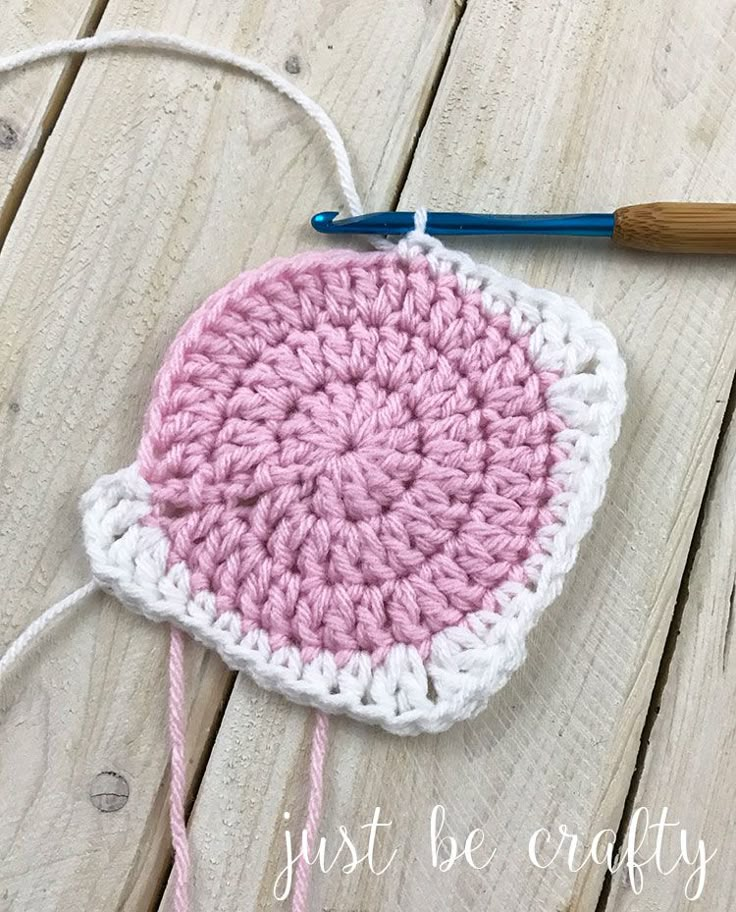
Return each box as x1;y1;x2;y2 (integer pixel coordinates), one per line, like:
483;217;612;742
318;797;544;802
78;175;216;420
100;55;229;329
387;0;469;212
595;369;736;912
0;0;110;250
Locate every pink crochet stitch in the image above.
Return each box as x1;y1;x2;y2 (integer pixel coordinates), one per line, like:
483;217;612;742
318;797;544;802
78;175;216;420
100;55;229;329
138;249;565;667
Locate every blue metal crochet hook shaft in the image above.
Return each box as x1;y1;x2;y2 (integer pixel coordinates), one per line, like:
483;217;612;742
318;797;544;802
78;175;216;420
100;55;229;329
311;210;615;238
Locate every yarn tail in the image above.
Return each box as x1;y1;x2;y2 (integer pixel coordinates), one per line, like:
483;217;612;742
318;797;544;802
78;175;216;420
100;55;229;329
167;632;329;912
291;711;330;912
168;625;192;912
0;579;98;685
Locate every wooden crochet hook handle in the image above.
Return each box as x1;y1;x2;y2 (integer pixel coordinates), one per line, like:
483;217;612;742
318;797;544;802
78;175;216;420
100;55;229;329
613;202;736;254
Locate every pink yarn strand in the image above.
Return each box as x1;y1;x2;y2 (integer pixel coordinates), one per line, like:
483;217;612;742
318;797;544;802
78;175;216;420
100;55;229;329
291;711;330;912
168;626;192;912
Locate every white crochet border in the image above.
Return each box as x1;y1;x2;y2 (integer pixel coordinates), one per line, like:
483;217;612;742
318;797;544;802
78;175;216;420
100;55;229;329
81;231;626;735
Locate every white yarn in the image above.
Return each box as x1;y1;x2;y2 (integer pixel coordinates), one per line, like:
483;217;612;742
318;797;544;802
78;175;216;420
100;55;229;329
0;580;98;685
0;29;366;219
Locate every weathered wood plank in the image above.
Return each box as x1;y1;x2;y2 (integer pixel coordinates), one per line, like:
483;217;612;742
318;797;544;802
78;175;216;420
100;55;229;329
0;0;107;239
0;0;462;909
167;1;736;910
605;402;736;908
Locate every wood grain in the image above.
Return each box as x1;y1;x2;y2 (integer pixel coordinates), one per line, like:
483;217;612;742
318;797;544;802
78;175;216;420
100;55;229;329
0;0;462;909
605;398;736;909
169;1;736;911
614;202;736;254
0;0;107;240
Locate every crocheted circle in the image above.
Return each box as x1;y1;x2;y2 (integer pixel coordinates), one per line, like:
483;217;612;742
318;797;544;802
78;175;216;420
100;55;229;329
140;251;565;666
82;234;625;733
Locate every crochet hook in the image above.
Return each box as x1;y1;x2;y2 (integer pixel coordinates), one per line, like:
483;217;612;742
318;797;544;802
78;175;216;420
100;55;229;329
312;203;736;254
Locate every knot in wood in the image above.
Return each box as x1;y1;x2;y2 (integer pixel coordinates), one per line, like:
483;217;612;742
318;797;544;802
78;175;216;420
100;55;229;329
89;771;129;812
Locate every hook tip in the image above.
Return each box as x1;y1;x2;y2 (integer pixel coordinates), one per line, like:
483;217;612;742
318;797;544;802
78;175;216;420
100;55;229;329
311;211;340;233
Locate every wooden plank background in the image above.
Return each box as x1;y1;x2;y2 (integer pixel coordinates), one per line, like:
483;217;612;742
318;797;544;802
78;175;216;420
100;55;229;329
2;1;736;910
0;0;107;238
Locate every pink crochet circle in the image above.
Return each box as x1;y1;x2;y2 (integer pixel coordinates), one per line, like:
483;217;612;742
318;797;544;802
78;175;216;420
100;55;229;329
139;250;566;666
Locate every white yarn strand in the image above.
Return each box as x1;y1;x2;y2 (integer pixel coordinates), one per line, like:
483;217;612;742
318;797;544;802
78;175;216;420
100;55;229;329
0;29;366;219
0;580;98;685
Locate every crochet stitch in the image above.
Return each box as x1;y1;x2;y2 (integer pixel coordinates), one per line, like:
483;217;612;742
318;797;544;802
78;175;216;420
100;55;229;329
82;227;626;734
